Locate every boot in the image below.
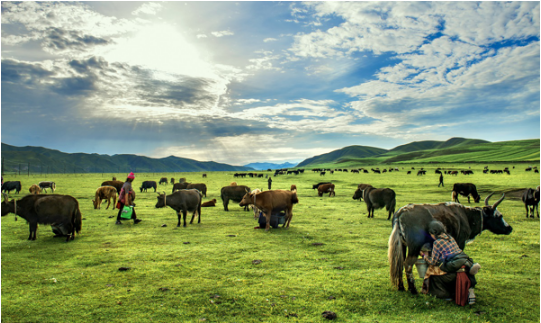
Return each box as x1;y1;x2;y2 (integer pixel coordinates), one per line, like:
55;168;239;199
468;288;476;305
469;263;481;275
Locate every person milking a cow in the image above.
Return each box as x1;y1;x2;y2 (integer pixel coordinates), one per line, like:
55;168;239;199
420;221;481;305
116;172;142;225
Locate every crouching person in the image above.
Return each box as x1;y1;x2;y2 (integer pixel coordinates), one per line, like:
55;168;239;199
420;221;481;305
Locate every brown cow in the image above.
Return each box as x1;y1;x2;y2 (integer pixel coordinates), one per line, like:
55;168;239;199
318;183;335;197
29;184;41;195
290;184;297;191
201;199;217;207
239;189;299;231
92;186;118;210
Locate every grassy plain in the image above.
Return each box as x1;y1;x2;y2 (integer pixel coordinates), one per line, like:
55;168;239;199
1;163;540;322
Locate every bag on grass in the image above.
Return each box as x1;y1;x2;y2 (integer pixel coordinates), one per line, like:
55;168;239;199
121;205;134;219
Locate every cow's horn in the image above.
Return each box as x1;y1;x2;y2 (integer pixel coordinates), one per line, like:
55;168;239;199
492;193;505;209
484;192;495;206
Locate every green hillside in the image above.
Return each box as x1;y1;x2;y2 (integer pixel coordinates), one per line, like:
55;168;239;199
296;138;539;168
1;143;253;174
296;145;387;167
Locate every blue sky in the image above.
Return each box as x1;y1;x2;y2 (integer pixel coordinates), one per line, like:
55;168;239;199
1;1;539;166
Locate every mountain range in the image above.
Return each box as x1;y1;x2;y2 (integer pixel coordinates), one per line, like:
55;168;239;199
0;143;254;174
1;137;539;174
296;137;539;167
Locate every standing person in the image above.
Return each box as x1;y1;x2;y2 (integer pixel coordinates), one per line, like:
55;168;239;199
421;221;480;305
267;177;272;190
438;173;444;187
116;172;142;225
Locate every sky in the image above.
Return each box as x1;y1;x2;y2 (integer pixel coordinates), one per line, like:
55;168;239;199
1;1;539;166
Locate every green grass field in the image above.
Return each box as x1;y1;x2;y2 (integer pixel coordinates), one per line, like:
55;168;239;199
1;164;539;322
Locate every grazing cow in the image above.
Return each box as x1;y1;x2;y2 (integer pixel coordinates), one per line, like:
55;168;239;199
220;185;251;211
101;180;123;193
1;181;22;194
155;190;202;227
92;186;118;210
320;171;326;176
39;181;56;193
239;189;299;231
159;177;168;185
290;184;297;191
29;184;41;195
140;181;157;193
187;183;207;197
416;170;426;176
361;187;396;219
201;199;217;207
318;183;335;197
388;193;512;294
1;193;83;242
522;187;540;218
202;173;207;178
172;182;189;193
452;183;481;203
449;171;459;176
312;182;332;190
407;171;411;175
230;182;237;186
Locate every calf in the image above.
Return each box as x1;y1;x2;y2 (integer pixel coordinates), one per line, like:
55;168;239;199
2;181;22;194
452;183;481;203
29;184;41;195
318;183;335;197
187;183;207;197
221;185;251;211
362;186;396;219
201;199;217;207
155;190;202;227
92;186;118;210
101;180;123;193
1;194;82;242
522;187;540;218
39;181;56;193
172;182;189;193
140;181;157;193
239;189;299;231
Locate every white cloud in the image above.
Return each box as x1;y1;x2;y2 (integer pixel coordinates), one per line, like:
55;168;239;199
196;34;208;38
132;2;163;16
264;38;277;43
211;30;234;37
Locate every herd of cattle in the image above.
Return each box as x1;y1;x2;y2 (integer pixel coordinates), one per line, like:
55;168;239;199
0;166;539;243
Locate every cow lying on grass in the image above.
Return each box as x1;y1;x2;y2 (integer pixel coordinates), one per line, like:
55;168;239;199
201;199;217;207
92;186;118;210
155;190;202;227
1;193;82;242
239;189;299;231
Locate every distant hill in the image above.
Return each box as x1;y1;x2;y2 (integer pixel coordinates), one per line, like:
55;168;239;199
296;138;539;168
243;162;297;170
1;143;254;174
296;145;388;167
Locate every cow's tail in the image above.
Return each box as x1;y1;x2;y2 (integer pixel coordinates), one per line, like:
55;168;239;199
388;224;404;288
73;203;82;235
